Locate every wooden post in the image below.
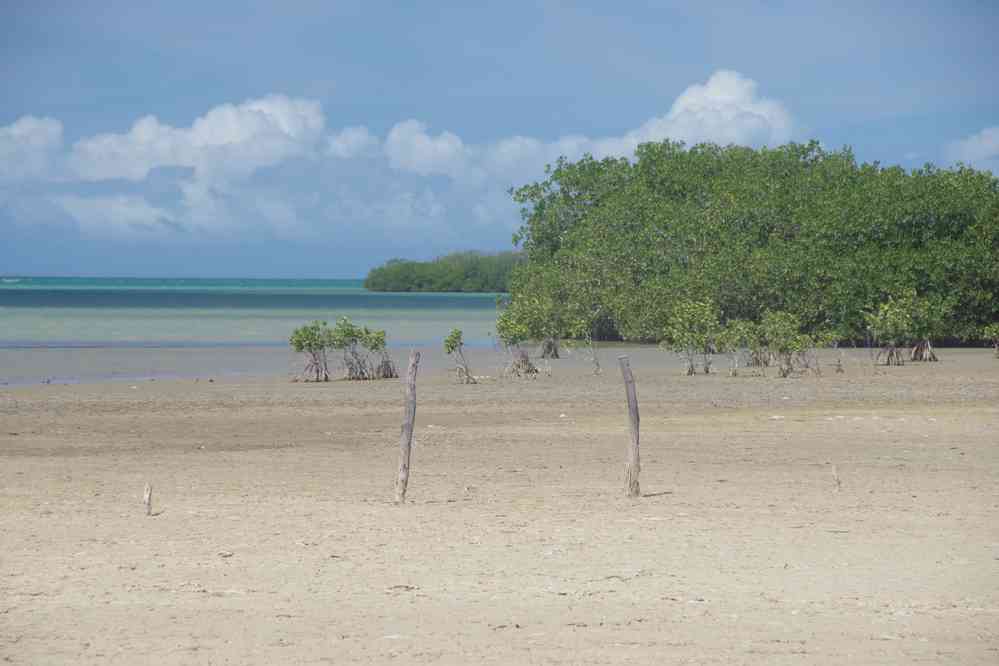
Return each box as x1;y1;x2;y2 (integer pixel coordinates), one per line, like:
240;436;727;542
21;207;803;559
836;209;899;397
143;482;153;516
395;350;421;504
618;355;641;498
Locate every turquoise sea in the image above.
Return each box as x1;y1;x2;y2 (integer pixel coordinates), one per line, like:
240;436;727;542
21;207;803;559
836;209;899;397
0;277;500;348
0;277;501;384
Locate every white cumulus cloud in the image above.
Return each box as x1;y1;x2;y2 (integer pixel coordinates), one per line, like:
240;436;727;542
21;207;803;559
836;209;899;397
0;115;64;181
3;70;795;243
946;126;999;173
68;95;325;182
646;69;792;146
558;68;792;159
387;70;792;183
56;194;180;235
328;126;379;158
384;120;476;179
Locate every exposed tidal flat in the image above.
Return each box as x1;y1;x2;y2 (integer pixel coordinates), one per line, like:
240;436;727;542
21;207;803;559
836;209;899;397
4;288;999;664
2;346;997;664
0;277;500;385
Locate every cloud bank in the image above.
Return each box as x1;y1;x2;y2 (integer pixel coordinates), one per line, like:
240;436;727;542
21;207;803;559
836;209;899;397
0;115;64;181
382;69;793;184
67;95;325;183
1;70;795;242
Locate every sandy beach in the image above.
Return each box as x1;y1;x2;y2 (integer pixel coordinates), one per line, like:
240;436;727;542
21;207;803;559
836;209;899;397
2;346;998;664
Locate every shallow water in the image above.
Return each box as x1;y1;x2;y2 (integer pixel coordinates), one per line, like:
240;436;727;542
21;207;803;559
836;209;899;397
0;277;500;346
0;277;502;384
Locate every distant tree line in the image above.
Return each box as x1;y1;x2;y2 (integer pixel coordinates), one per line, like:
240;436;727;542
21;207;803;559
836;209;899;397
498;140;999;351
364;251;523;292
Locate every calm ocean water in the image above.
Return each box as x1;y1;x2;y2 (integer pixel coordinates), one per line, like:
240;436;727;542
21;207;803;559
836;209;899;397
0;277;502;384
0;277;500;348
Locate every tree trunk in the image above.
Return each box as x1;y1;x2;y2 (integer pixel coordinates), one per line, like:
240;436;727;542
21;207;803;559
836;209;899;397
588;334;602;375
910;338;938;362
880;345;905;366
394;350;421;504
539;337;560;359
455;348;476;384
375;351;399;379
748;349;770;367
507;347;538;377
683;351;695;376
618;355;641;498
307;350;329;382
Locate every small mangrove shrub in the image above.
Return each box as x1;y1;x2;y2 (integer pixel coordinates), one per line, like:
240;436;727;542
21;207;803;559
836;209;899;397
290;317;398;381
444;328;476;384
290;320;334;382
661;299;721;375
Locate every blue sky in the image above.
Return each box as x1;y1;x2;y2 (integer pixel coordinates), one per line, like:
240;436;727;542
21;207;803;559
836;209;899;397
2;1;997;278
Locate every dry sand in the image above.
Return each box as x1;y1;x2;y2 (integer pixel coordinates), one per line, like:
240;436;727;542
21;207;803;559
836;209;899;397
2;347;998;664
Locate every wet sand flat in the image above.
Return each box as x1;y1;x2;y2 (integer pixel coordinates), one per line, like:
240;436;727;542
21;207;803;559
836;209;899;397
2;348;998;664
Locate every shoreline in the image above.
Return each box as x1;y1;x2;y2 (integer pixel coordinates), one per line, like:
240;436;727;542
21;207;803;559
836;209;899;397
0;340;518;387
1;344;995;390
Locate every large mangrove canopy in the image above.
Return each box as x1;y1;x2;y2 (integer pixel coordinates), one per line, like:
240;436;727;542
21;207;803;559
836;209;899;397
500;140;999;344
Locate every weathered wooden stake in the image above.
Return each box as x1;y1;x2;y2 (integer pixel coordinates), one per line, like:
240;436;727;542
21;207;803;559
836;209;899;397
395;350;421;504
143;482;153;516
618;355;641;498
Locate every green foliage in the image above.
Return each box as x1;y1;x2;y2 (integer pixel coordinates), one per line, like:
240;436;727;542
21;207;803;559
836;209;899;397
291;317;396;381
865;298;912;348
505;140;999;348
495;305;533;347
908;293;952;342
661;299;721;374
290;320;333;354
290;320;334;381
759;311;814;377
809;327;842;350
715;319;761;376
759;311;810;356
328;316;362;349
864;289;950;347
364;251;523;292
443;327;476;383
443;328;464;355
496;256;616;353
497;269;563;344
663;299;721;351
328;316;387;352
980;322;999;356
715;319;757;354
363;328;386;353
863;289;954;364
